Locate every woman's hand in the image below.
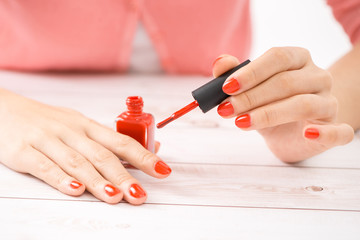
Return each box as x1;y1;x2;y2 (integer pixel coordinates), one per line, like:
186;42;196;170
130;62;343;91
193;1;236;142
0;89;171;205
213;47;354;162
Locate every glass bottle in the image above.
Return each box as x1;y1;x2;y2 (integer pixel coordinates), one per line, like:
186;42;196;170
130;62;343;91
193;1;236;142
115;96;155;153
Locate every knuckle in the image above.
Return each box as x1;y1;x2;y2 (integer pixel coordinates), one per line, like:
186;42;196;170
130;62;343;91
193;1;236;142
137;151;156;168
114;135;135;150
86;118;101;127
48;122;68;136
114;173;133;186
327;96;338;118
90;176;104;189
344;128;355;144
298;47;311;59
244;64;257;84
38;159;55;173
240;91;257;110
3;143;27;167
29;129;48;143
298;95;316;118
55;172;68;186
269;47;291;65
93;149;115;166
61;107;83;116
327;130;338;145
330;96;338;111
278;73;296;93
260;108;277;126
321;71;333;90
67;152;87;169
293;47;311;63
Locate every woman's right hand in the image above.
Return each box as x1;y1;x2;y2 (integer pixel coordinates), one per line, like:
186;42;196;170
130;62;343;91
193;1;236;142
0;89;171;205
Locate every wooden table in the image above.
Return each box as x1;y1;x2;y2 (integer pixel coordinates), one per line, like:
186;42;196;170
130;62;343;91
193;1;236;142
0;71;359;239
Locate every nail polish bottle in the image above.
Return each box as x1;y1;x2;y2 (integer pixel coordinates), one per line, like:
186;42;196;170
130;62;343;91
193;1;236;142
115;96;155;153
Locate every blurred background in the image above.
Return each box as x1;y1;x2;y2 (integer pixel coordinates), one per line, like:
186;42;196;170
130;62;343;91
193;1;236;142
251;0;351;68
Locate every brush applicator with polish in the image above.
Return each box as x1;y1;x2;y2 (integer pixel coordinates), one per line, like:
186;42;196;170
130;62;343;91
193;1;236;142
157;59;250;128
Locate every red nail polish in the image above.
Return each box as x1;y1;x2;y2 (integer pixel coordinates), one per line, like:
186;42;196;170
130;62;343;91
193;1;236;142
129;184;147;198
116;96;155;153
70;181;83;189
222;78;241;94
154;161;172;175
235;114;251;128
217;102;234;117
212;56;223;67
304;128;320;139
104;184;121;197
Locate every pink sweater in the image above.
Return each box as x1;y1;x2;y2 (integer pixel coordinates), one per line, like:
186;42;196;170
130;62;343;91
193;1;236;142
0;0;359;75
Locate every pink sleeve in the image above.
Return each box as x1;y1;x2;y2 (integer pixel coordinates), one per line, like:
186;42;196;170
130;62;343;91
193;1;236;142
327;0;360;45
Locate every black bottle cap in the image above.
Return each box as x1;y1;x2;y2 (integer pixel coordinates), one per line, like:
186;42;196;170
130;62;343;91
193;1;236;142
191;59;250;113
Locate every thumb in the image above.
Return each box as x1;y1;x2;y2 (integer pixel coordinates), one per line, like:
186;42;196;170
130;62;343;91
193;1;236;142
212;54;240;78
303;123;354;149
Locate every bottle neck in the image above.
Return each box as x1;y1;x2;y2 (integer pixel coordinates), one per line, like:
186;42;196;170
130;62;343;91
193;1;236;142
126;96;144;115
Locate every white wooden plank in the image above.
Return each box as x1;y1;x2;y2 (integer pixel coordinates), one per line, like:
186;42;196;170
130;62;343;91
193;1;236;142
0;198;359;240
0;162;359;211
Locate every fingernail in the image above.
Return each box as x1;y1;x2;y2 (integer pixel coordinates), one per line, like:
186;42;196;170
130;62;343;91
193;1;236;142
129;184;147;198
70;180;83;189
212;56;223;67
154;161;172;175
222;78;241;94
217;102;234;117
305;128;320;139
235;114;251;128
104;184;121;197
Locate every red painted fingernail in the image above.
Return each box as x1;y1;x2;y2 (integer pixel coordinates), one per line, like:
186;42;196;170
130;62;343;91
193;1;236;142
217;102;234;117
154;161;172;175
104;184;121;197
222;78;241;94
129;184;147;198
235;114;251;128
212;56;223;67
304;128;320;139
70;181;83;189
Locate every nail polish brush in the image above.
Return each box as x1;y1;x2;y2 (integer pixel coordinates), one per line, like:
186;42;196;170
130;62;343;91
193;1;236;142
157;59;250;128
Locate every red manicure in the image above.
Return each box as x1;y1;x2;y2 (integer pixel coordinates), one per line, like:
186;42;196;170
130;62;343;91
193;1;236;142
154;161;172;175
217;102;234;117
235;114;251;128
70;181;83;189
304;128;320;139
129;184;147;198
222;78;241;94
212;56;223;67
104;184;121;197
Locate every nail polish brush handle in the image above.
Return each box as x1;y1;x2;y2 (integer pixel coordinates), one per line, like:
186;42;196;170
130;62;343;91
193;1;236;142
192;59;250;113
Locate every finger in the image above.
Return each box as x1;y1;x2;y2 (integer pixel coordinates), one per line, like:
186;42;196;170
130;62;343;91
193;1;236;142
222;47;311;95
85;122;172;179
234;94;337;130
155;141;161;154
32;138;123;204
19;147;85;196
217;68;332;118
61;132;148;205
212;54;240;77
303;124;354;148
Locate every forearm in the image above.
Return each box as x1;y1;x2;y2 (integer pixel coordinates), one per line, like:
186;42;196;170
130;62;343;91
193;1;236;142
329;42;360;130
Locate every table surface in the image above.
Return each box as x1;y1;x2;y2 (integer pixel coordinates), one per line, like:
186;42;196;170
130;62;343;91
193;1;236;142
0;71;359;240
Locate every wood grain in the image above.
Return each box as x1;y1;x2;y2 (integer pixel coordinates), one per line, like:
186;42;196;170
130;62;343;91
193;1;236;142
0;198;359;240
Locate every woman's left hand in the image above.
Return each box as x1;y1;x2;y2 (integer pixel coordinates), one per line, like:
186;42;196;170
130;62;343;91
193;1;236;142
213;47;354;162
